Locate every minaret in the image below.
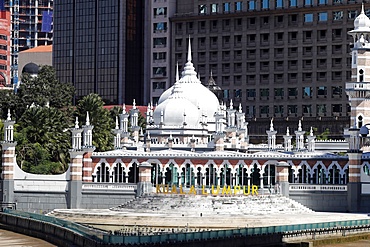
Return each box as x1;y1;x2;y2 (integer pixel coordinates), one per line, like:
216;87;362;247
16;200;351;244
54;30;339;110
82;112;95;183
68;117;85;209
112;116;122;149
347;3;370;129
266;118;277;151
283;127;293;152
345;4;370;212
119;104;130;144
295;120;305;151
1;109;17;205
307;127;316;152
130;99;140;143
225;99;237;148
213;106;226;151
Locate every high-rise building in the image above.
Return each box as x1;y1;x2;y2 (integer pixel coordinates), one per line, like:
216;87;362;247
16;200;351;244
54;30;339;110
4;0;53;86
53;0;146;105
0;10;11;89
148;0;363;139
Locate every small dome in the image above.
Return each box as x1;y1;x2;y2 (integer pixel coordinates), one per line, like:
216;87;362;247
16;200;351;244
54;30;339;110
354;4;370;30
22;62;39;75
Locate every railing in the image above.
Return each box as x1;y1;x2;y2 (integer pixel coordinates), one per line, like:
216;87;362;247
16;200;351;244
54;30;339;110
82;183;137;191
103;219;370;245
289;184;347;192
2;209;105;241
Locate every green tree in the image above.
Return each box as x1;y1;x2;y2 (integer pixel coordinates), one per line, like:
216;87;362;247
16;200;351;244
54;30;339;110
16;107;72;173
15;65;74;119
76;94;114;152
0;90;17;119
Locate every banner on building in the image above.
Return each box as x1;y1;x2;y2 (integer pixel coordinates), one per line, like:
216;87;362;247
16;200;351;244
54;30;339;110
41;11;53;33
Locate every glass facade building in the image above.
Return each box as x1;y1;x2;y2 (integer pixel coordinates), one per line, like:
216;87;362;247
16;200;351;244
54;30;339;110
53;0;145;105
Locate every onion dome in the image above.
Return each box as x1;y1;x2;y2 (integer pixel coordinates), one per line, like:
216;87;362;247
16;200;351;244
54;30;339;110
354;3;370;31
22;62;39;75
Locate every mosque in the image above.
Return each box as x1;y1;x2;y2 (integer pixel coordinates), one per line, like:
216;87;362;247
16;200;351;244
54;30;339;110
2;4;370;213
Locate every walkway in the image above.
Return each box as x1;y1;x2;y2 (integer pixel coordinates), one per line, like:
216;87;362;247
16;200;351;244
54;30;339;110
0;229;55;247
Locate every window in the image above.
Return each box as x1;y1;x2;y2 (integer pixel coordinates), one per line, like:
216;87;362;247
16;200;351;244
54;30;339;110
260;106;269;114
199;21;206;30
153;52;166;61
0;55;6;60
276;0;283;8
303;105;312;114
247;89;256;97
305;0;312;5
317;86;327;96
235;2;243;11
318;12;328;22
248;0;256;10
332;104;342;113
348;10;358;20
247;62;256;70
153;37;166;47
261;33;269;42
275;32;284;42
304;14;313;23
260;88;269;97
154;22;167;32
154;7;167;17
333;11;343;20
274;105;284;114
275;88;284;97
234;89;242;98
153;67;166;76
211;3;218;13
332;86;342;96
304;31;312;40
303;87;312;97
262;0;269;9
153;81;166;89
199;4;207;14
288;88;298;97
317;104;326;114
223;90;230;99
223;3;231;12
288;105;298;114
319;0;327;4
290;0;297;7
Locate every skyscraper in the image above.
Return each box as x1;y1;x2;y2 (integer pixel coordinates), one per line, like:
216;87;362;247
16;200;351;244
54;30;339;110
4;0;53;86
150;0;363;138
53;0;146;105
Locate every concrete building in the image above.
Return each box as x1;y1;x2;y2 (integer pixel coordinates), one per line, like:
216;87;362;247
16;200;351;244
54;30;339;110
146;0;365;139
0;10;11;90
53;0;147;105
4;0;53;87
18;45;51;78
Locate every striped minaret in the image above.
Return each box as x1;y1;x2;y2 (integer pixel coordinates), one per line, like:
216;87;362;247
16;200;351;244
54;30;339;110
1;110;16;204
68;117;85;209
345;4;370;212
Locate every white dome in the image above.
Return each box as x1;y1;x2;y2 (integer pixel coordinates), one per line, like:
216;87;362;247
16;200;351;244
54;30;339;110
156;38;220;124
153;97;199;127
354;4;370;31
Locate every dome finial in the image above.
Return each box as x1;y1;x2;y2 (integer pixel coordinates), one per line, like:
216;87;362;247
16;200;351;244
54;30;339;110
310;126;314;136
286;127;290;136
270;118;274;131
133;99;136;109
75;117;79;128
362;2;365;15
122;104;126;114
187;35;192;62
115;116;119;129
175;61;179;82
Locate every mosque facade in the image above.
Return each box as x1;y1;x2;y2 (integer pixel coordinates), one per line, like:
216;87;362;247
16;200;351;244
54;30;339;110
2;4;370;213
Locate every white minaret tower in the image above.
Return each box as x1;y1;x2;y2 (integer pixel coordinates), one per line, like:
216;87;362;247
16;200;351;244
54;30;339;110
346;3;370;130
266;118;277;151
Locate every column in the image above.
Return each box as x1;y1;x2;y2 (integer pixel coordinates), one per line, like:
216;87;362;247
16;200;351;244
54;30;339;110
275;161;290;197
347;151;362;212
137;162;153;197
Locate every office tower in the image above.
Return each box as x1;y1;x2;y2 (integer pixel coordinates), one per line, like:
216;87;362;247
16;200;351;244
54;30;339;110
4;0;53;86
53;0;146;105
155;0;361;138
0;10;11;89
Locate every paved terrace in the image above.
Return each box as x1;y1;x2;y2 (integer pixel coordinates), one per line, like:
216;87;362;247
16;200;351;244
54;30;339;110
49;194;370;231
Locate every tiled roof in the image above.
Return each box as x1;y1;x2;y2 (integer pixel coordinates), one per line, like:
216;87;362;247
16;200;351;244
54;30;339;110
20;45;52;53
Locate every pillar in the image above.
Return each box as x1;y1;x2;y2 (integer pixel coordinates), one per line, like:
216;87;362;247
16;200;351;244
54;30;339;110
1;110;16;206
347;151;362;212
137;162;152;197
275;161;290;197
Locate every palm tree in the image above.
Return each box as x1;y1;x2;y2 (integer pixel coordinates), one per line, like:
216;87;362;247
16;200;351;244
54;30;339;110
76;94;114;152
